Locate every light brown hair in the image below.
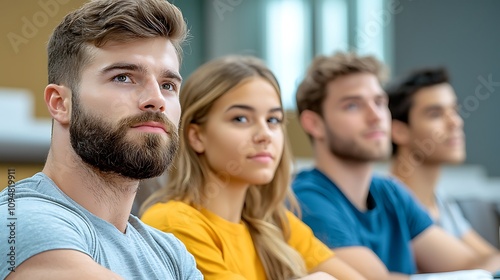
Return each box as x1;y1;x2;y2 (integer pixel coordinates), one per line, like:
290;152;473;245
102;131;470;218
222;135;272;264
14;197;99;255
296;52;387;119
47;0;187;91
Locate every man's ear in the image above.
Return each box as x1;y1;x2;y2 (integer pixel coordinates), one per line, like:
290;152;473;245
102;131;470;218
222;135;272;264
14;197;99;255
391;119;410;146
45;84;71;125
187;123;206;154
299;110;325;140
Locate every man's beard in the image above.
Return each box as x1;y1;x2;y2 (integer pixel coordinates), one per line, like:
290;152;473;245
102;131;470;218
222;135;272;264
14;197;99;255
325;125;390;162
69;96;179;180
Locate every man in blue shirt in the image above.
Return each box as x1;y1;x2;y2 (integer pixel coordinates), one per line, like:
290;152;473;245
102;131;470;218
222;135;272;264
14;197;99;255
292;52;500;280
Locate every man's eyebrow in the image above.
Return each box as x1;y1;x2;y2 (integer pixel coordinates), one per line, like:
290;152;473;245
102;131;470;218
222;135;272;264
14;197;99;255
100;63;182;83
160;69;182;83
338;92;387;102
100;63;146;75
338;95;363;102
422;104;444;113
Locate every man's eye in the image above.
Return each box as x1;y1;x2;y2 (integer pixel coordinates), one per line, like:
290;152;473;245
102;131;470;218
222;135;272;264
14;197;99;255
375;98;388;107
346;103;359;110
162;83;175;91
428;111;442;118
113;75;131;83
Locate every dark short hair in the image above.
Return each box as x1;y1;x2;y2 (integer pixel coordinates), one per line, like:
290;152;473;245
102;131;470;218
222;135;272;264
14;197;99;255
387;67;450;154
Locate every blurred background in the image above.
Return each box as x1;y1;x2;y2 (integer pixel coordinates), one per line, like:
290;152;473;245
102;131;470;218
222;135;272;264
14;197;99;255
1;0;499;199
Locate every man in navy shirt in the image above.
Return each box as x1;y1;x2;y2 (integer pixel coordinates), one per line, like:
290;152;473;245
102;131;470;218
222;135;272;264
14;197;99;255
292;52;500;280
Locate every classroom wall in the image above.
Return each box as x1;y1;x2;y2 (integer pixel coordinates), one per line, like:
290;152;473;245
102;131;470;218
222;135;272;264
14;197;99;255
392;0;500;177
2;0;498;184
0;0;87;185
0;0;87;119
180;0;313;158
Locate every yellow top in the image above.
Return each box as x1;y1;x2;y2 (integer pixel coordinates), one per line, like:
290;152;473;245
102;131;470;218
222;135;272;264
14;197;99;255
142;201;334;280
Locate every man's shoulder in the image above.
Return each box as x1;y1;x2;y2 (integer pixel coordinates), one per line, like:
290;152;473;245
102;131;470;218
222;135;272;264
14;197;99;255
368;174;421;208
1;173;44;197
1;173;88;218
293;168;329;188
370;175;431;216
129;215;201;275
0;172;96;250
130;215;181;244
1;172;66;202
0;175;97;279
371;174;405;192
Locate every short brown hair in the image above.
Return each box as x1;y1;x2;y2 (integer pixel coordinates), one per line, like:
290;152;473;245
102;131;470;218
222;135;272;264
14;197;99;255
47;0;187;90
296;52;387;117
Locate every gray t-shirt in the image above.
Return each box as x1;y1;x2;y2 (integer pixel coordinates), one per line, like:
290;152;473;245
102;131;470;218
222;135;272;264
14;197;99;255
0;172;203;279
435;193;471;238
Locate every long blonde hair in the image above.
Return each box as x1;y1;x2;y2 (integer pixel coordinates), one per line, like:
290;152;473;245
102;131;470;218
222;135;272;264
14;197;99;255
141;55;307;279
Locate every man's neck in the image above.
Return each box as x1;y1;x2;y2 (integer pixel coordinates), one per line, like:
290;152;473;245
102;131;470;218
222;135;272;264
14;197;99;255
391;152;441;208
42;146;138;233
314;149;374;211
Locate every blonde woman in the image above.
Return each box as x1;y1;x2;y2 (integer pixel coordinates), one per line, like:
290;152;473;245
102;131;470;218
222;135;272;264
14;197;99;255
140;55;365;280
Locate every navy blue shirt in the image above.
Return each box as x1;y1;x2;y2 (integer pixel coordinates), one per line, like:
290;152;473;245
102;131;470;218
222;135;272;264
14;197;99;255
293;168;433;274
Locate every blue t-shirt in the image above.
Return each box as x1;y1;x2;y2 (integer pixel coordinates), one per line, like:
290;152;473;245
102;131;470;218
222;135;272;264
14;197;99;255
0;172;203;279
292;168;433;274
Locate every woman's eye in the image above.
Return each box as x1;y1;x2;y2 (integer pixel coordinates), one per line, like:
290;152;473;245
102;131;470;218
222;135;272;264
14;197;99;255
233;116;248;123
268;117;283;124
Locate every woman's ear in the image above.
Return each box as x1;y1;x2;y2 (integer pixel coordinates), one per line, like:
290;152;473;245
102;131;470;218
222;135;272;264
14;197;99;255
187;123;206;154
45;84;71;125
391;120;410;146
300;110;325;140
